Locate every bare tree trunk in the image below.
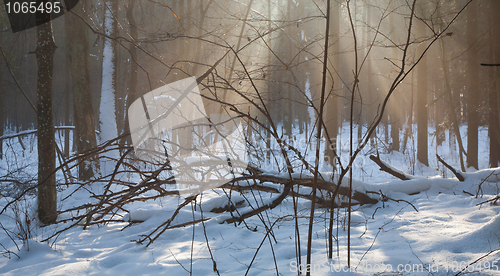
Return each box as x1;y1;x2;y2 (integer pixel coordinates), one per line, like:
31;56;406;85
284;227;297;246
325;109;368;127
435;82;445;146
466;1;479;169
306;1;330;273
390;112;400;152
490;0;500;167
402;71;414;153
99;0;119;174
265;0;272;161
66;0;99;179
63;71;71;158
416;20;428;166
36;14;57;225
120;0;139;149
440;37;466;172
324;0;340;165
0;76;3;159
0;24;3;159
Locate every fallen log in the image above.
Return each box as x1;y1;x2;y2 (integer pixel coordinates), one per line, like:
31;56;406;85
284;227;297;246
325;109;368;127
227;172;378;206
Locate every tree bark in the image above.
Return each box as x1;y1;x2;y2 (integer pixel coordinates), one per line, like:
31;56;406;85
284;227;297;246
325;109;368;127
66;0;99;180
99;0;119;174
435;82;445;146
490;0;500;167
120;0;139;150
0;30;3;160
416;21;428;166
437;154;465;181
370;154;410;180
324;0;340;166
466;1;479;169
36;14;57;225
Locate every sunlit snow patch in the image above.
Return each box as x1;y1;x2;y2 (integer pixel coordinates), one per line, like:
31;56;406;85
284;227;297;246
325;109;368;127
128;76;248;195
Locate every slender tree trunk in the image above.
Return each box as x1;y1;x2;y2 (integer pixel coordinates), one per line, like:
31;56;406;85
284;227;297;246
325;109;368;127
0;23;3;159
324;0;340;165
416;21;428;166
99;0;119;173
266;0;272;161
466;1;479;169
402;71;414;153
63;72;71;158
307;0;330;273
390;112;400;152
390;23;400;152
435;81;445;146
36;14;57;225
120;0;139;149
66;0;99;179
440;37;466;172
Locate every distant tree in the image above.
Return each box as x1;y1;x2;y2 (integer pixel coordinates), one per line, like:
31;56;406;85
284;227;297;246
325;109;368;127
466;1;479;169
324;0;340;165
119;0;139;149
99;0;119;173
36;13;57;225
416;18;428;166
65;0;99;179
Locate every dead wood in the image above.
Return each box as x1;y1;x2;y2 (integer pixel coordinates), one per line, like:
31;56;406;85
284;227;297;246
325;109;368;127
436;154;465;181
369;154;412;180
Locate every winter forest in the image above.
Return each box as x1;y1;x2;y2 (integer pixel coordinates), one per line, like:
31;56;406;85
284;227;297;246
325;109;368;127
1;0;500;275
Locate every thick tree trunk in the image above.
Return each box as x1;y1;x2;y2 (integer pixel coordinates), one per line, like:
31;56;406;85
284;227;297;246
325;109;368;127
66;0;99;179
490;0;500;167
36;15;57;225
489;87;500;167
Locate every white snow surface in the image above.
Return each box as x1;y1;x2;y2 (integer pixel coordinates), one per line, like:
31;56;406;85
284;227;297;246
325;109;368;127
1;125;500;275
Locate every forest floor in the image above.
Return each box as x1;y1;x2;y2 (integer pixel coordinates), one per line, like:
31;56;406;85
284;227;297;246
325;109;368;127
0;125;500;275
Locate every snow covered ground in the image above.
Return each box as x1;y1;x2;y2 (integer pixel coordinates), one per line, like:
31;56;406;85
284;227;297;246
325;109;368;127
1;125;500;275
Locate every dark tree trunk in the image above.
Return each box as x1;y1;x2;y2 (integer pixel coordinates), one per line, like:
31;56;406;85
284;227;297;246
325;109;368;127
466;1;479;169
0;19;3;159
390;112;400;152
120;0;139;149
66;0;99;179
36;15;57;225
490;0;500;167
489;86;500;167
63;56;71;158
435;82;445;146
416;33;428;166
0;80;3;160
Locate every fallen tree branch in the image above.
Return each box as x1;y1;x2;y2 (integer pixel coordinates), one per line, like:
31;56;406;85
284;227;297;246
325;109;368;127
229;172;377;206
436;154;465;181
138;194;198;247
369;154;412;180
368;190;418;212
